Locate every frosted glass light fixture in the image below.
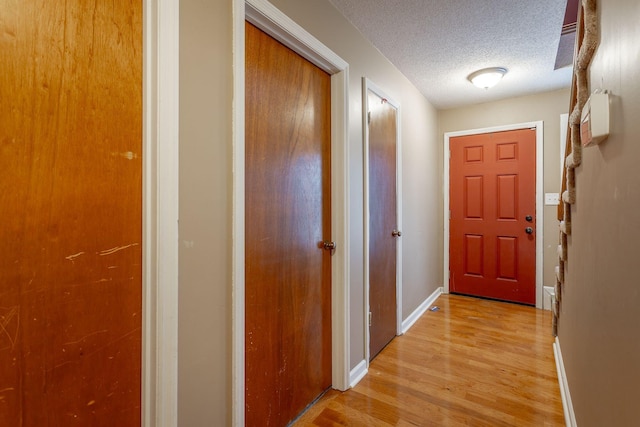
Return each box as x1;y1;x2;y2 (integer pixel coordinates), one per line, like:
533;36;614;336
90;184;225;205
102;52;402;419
468;67;508;89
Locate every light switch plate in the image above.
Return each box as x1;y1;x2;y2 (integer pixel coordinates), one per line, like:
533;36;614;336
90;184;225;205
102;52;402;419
545;193;560;205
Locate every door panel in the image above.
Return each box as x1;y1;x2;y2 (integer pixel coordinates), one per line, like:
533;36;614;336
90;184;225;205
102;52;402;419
450;129;536;305
367;91;398;360
464;235;484;276
465;176;483;218
0;1;142;425
497;175;517;219
245;22;332;426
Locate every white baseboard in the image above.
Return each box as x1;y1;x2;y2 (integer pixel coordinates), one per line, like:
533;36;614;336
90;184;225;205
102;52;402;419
401;286;443;334
553;337;577;427
348;359;367;388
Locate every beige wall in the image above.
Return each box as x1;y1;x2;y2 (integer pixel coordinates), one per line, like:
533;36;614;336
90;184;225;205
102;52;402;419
558;0;640;425
439;89;571;294
179;0;232;425
178;0;440;424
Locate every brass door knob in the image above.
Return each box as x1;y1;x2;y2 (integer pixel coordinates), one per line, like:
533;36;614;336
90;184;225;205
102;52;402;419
323;241;337;250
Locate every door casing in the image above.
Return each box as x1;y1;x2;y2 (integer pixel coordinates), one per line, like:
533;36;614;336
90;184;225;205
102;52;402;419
232;1;351;425
363;78;402;364
443;122;544;308
142;1;180;426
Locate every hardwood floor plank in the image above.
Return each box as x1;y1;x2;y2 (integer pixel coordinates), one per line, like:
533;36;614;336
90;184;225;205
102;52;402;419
292;294;564;426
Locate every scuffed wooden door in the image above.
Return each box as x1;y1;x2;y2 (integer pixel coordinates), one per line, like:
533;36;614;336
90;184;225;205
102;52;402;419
245;22;333;426
0;1;142;425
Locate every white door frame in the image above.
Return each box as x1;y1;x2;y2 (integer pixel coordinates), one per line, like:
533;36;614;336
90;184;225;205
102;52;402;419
142;0;179;426
232;1;351;425
443;122;544;309
362;78;402;364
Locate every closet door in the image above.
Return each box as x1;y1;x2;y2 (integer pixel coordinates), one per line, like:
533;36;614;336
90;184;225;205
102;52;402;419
0;2;142;424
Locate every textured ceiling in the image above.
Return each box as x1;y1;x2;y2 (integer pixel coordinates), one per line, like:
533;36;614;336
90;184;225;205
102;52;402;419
327;0;574;109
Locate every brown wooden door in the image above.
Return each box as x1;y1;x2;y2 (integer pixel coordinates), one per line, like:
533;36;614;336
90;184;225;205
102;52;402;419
450;129;536;305
367;92;399;360
0;1;142;425
245;22;332;426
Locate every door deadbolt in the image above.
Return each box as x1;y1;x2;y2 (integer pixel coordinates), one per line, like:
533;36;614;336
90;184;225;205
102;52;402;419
525;227;533;234
525;215;533;222
392;230;402;237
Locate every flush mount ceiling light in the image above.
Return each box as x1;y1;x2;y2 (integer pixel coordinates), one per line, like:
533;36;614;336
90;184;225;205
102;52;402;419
467;67;508;89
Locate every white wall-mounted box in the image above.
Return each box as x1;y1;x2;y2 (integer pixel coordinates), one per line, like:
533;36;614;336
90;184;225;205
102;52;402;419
580;93;610;146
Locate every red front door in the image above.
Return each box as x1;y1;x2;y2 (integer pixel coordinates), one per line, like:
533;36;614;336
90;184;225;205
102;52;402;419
449;129;536;305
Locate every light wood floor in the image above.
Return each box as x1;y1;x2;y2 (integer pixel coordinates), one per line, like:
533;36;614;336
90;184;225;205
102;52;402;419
292;294;565;426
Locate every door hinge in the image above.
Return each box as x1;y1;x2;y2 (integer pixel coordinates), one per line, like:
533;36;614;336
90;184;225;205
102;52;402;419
368;311;372;327
367;111;371;124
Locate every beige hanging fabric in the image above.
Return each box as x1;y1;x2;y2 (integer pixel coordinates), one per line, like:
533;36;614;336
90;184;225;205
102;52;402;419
554;0;599;336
